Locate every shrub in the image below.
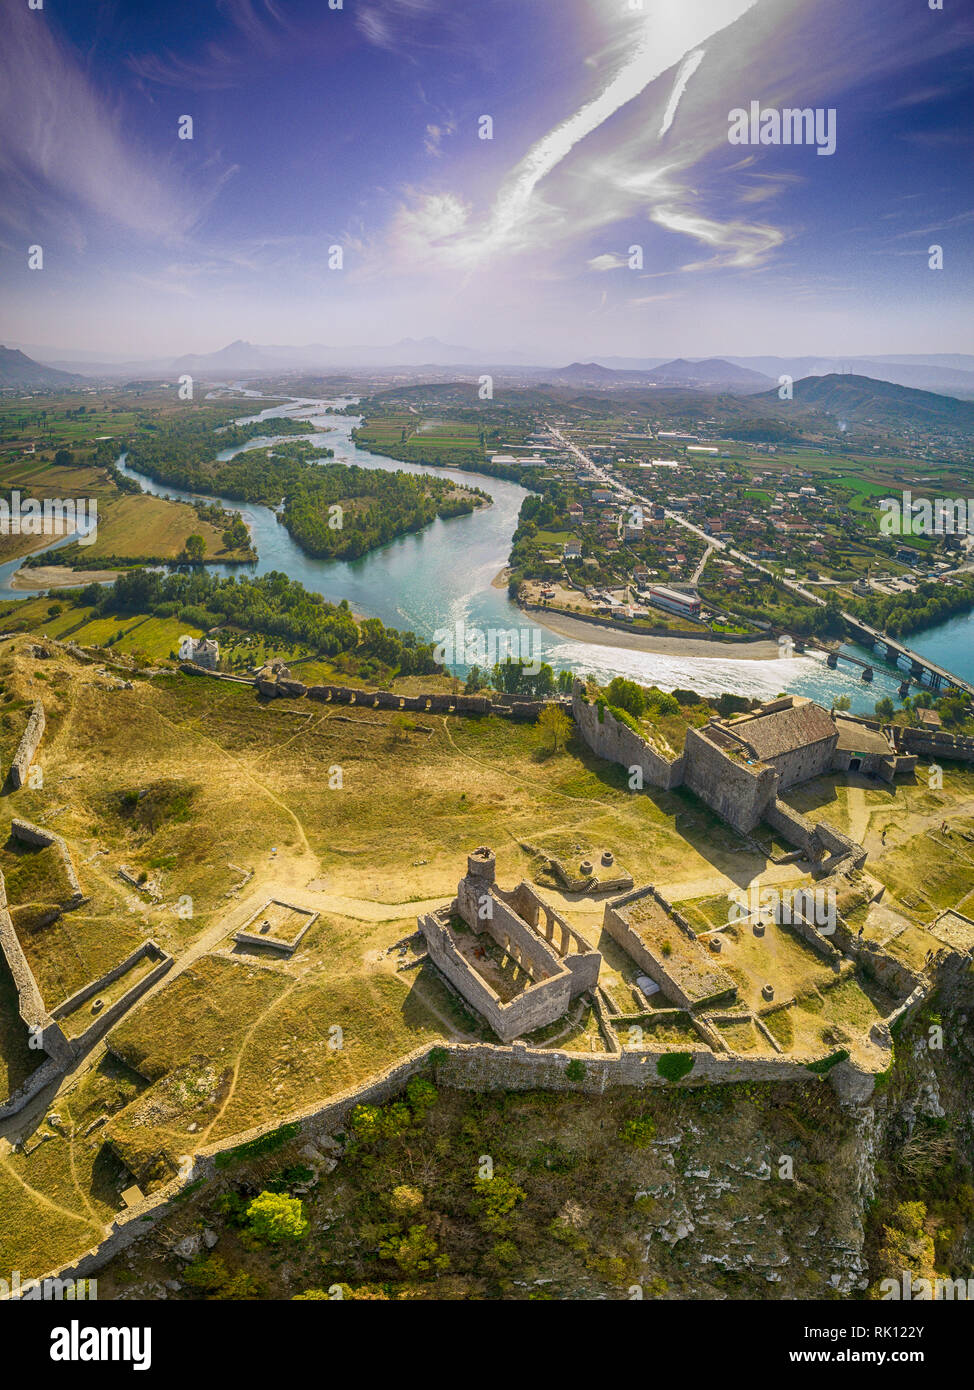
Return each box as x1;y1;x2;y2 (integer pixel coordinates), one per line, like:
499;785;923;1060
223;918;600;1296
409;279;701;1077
472;1171;526;1224
378;1223;448;1275
619;1116;657;1147
605;677;646;718
805;1049;849;1075
565;1059;586;1082
389;1184;424;1217
245;1190;309;1244
656;1052;694;1083
406;1076;438;1117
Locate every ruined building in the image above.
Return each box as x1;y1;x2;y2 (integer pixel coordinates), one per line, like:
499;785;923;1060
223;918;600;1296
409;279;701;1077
418;848;601;1042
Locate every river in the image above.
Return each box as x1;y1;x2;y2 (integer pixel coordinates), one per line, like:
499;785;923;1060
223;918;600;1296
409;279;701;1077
7;392;969;715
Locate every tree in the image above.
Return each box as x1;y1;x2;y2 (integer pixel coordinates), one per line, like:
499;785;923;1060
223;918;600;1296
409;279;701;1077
464;664;488;694
874;697;895;721
556;668;574;695
833;695;851;712
378;1223;447;1275
536;703;571;752
53;448;74;469
389;1185;424;1217
184;533;206;562
245;1190;309;1244
605;676;646;718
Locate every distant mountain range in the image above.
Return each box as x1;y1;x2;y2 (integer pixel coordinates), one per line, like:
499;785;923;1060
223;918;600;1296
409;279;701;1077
753;372;974;431
537;358;773;391
13;336;529;378
595;354;974;398
0;347;83;389
9;335;974;416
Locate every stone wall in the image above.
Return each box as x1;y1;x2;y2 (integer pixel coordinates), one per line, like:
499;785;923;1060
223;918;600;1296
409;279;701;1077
494;881;600;991
27;1024;887;1291
764;797;817;854
9;700;45;790
180;662;568;721
813;821;868;875
10;818;84;908
302;682;565;722
0;871;71;1116
602;888;735;1012
50;941;173;1056
766;735;839;791
419;907;572;1042
894;726;974;764
571;686;684;790
682;726;778;832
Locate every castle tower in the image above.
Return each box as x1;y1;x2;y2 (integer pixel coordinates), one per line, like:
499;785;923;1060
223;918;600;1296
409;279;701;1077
466;846;496;885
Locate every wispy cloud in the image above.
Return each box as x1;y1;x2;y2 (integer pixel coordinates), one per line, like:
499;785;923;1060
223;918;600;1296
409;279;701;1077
659;48;706;138
356;0;451;53
379;0;774;278
424;121;456;158
1;4;217;242
129;0;290;88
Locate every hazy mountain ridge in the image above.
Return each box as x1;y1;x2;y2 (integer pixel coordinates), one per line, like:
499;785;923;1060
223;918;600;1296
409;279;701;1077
0;346;83;388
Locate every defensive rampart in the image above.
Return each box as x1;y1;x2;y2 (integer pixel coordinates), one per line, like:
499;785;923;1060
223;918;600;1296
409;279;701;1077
9;700;45;790
571;687;683;789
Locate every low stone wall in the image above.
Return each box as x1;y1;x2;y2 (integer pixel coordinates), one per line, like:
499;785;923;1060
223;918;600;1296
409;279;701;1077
602;888;734;1013
296;680;564;722
28;1025;883;1291
572;687;683;790
894;726;974;764
813;821;868;875
831;919;922;1000
50;941;173;1056
10;818;84;908
765;797;817;854
9;700;45;790
60;954;174;1058
778;902;843;964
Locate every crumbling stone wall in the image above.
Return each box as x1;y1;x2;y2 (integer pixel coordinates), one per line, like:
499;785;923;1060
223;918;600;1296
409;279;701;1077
9;700;45;790
50;941;173;1056
10;818;84;908
571;685;684;790
602;887;735;1011
0;871;71;1115
765;797;817;854
894;726;974;764
418;908;573;1042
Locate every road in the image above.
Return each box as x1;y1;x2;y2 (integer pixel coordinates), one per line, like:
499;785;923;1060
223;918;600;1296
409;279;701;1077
548;422;974;697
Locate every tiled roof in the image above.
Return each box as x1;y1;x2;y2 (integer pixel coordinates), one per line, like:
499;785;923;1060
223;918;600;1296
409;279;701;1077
733;703;837;761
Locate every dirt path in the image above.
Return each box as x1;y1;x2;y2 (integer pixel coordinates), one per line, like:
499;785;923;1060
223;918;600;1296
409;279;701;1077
198;978;302;1144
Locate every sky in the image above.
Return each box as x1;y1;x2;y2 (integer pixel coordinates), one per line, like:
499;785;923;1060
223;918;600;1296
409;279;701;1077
2;0;973;362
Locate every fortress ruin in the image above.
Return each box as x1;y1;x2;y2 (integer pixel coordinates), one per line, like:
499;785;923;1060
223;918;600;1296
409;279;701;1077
418;848;601;1042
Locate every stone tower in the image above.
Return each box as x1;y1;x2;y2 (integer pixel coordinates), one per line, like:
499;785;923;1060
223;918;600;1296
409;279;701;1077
466;846;496;886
